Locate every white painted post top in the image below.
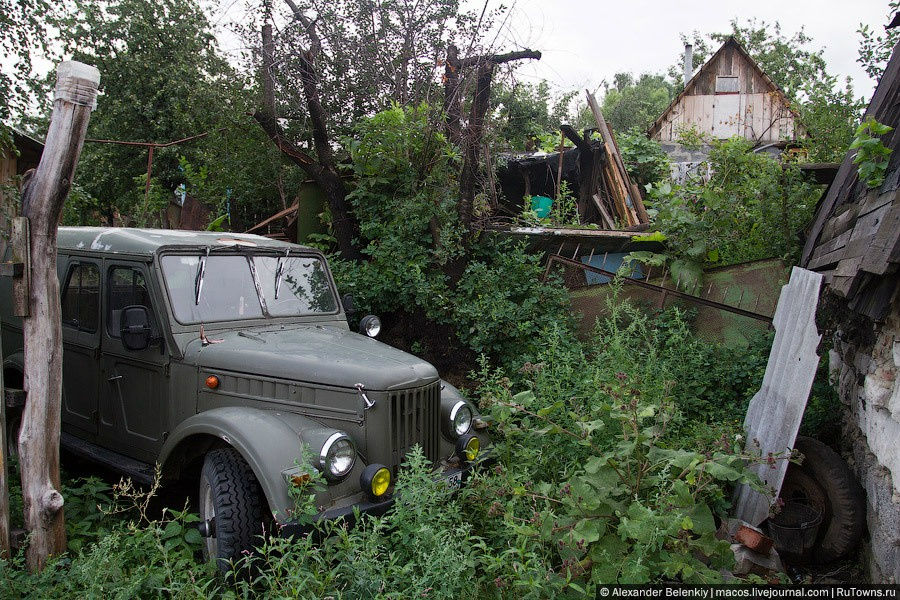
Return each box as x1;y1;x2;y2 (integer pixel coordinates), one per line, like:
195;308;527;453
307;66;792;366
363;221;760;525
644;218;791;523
54;61;101;110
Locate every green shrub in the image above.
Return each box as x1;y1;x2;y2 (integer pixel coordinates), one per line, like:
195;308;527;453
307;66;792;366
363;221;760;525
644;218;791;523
331;103;573;370
465;299;776;587
618;128;670;188
632;137;822;286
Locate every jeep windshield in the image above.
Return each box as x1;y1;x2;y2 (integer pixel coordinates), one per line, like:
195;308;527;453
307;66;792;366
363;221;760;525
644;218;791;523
160;253;338;324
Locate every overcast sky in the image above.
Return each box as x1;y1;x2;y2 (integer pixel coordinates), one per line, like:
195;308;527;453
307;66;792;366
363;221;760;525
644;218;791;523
208;0;893;105
471;0;892;101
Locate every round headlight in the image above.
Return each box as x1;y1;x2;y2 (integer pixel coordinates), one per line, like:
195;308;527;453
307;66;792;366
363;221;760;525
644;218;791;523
321;432;356;479
450;401;472;436
359;315;381;338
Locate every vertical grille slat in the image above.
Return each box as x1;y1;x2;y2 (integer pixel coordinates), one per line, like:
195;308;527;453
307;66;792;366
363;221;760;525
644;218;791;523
388;381;440;471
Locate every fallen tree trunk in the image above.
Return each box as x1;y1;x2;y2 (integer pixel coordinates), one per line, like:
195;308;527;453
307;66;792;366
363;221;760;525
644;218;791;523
19;61;100;573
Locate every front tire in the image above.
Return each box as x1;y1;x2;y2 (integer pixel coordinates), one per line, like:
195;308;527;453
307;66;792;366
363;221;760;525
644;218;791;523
199;448;265;572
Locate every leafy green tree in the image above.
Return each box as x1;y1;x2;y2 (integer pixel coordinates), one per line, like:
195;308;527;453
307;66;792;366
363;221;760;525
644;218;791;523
0;0;63;146
858;1;900;80
50;0;286;228
594;73;675;134
617;128;670;188
490;81;576;151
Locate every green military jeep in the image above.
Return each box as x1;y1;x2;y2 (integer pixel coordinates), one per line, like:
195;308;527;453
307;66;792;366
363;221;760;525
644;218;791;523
0;227;488;567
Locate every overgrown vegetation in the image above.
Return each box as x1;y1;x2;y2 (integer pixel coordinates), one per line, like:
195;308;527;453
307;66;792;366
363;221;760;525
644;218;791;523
630;137;821;290
331;104;572;370
4;300;815;595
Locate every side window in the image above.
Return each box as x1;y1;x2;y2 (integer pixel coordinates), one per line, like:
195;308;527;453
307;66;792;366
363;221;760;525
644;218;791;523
61;263;100;333
107;266;155;338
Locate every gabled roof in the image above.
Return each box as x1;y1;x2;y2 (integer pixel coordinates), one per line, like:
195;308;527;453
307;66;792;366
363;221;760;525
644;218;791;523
647;37;799;139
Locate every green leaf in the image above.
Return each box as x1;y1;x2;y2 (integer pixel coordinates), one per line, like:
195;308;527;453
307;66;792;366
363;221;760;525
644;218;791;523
573;518;603;544
162;521;183;539
184;528;203;545
687;503;716;534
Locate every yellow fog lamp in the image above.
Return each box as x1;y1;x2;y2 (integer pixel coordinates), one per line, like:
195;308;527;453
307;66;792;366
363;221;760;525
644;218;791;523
360;463;392;500
456;434;480;462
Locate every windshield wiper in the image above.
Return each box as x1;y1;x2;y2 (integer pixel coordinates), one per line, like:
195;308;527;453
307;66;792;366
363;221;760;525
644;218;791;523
274;248;290;300
194;247;210;305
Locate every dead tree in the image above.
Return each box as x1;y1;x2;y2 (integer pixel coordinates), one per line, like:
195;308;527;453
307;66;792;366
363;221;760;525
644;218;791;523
19;61;100;572
444;47;541;231
254;3;361;260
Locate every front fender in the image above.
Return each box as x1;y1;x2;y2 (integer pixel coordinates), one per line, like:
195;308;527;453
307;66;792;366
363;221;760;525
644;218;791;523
159;407;363;521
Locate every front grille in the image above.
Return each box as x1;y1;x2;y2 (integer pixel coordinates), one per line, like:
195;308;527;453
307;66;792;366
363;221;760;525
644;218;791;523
388;381;441;470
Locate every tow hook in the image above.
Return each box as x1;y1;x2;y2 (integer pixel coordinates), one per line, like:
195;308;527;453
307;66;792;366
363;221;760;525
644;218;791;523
198;517;216;538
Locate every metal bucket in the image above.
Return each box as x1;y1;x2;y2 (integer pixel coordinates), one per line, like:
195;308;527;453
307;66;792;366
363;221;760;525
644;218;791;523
768;502;822;559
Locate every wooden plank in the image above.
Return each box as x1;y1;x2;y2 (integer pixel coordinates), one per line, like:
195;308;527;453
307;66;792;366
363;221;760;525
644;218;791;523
585;91;646;225
244;202;299;233
839;202;893;260
859;202;900;275
855;187;897;219
831;274;856;297
734;267;823;526
606;126;649;223
591;193;616;229
810;229;852;260
819;204;858;243
10;218;29;317
807;246;847;270
833;255;865;277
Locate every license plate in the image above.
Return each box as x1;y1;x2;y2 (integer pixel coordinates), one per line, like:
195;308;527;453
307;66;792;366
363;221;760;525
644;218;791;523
446;471;462;489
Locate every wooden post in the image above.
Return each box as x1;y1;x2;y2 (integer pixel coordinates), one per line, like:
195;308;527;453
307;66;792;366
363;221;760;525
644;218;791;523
19;61;99;572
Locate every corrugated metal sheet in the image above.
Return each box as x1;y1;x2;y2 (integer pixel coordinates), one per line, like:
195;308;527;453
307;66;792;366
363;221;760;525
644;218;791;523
733;266;823;526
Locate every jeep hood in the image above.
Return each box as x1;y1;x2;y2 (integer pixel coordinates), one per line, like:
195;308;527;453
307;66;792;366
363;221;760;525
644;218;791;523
182;325;438;391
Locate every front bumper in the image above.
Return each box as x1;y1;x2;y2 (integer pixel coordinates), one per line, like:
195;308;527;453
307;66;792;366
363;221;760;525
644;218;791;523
278;459;485;538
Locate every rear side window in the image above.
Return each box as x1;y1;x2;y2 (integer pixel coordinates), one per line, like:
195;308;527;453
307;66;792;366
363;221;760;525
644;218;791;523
107;266;156;338
61;263;100;332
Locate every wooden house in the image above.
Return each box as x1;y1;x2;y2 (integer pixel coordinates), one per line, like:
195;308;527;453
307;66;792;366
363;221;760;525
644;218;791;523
648;37;803;144
1;129;43;188
801;32;900;583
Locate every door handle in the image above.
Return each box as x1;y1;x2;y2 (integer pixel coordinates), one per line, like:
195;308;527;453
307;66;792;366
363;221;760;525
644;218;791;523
107;375;123;382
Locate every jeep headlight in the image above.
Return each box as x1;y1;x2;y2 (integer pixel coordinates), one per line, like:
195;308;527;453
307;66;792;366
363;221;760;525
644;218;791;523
320;432;356;480
450;401;472;436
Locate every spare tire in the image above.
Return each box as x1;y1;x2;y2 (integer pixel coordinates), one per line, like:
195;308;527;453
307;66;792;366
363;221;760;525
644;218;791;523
779;435;866;563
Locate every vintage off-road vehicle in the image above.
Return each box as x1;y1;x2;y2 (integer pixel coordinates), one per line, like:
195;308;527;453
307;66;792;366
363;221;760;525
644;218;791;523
0;227;488;566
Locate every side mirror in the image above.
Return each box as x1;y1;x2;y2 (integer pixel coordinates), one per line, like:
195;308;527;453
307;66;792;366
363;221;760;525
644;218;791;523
120;305;153;351
341;293;356;314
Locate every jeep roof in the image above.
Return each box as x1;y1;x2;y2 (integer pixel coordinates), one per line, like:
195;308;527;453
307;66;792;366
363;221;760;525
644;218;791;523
57;227;305;256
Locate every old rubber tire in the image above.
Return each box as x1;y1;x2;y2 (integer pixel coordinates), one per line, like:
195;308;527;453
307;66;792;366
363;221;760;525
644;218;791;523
199;448;265;572
779;435;866;563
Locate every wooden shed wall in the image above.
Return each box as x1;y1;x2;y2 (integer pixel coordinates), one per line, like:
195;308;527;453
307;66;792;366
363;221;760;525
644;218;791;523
0;150;16;186
652;41;800;143
653;92;796;142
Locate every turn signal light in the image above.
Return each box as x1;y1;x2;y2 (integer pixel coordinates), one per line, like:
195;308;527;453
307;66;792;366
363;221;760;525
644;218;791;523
291;473;311;487
205;375;220;389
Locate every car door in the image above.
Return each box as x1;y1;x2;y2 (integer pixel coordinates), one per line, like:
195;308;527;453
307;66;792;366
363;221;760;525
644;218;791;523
99;261;168;461
60;259;102;437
